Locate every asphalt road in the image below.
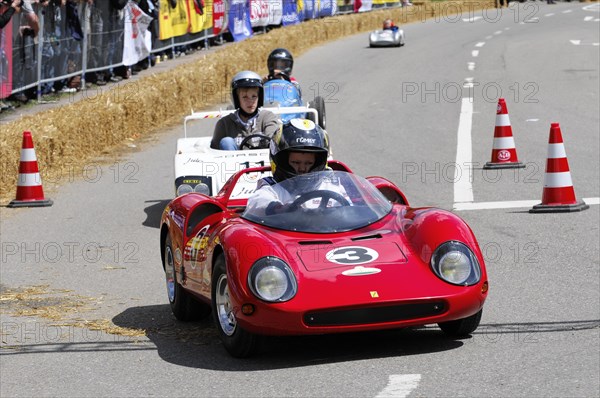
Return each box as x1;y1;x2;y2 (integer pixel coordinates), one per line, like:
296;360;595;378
1;3;599;397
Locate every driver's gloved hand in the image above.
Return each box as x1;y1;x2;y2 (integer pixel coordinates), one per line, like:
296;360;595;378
266;201;287;215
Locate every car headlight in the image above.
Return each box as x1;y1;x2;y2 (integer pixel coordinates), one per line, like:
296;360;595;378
248;256;297;302
177;184;193;196
430;241;481;286
194;183;210;195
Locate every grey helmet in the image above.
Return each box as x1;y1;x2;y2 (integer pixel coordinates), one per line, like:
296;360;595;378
231;71;264;109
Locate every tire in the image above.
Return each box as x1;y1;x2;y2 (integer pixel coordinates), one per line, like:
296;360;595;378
212;254;260;358
308;96;326;130
164;234;211;321
438;309;483;337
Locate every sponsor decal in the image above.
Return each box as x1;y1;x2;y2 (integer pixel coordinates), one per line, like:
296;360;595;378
498;150;511;161
291;118;316;131
296;137;316;144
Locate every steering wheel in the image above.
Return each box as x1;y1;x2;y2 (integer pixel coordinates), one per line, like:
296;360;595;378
239;134;271;150
289;190;351;211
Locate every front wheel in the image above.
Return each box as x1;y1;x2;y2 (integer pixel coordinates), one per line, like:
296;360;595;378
212;254;260;357
164;234;211;321
438;309;482;337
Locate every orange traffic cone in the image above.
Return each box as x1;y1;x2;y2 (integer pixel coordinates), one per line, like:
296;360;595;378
8;131;53;208
530;123;588;213
484;98;525;169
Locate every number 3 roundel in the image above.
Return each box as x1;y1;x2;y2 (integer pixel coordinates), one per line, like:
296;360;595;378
325;246;379;265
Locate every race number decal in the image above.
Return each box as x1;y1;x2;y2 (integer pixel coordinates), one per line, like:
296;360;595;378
325;246;379;265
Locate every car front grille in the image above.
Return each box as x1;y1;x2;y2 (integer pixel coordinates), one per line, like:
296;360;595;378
303;301;447;327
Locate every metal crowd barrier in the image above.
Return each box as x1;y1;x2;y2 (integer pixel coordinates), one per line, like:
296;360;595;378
2;2;217;102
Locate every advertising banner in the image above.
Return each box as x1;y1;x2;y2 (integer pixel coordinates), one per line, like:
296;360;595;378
355;0;372;12
159;0;190;40
267;0;283;25
213;0;226;35
250;0;270;27
282;0;300;26
302;0;317;20
228;0;253;41
123;2;153;66
188;0;212;33
318;0;337;17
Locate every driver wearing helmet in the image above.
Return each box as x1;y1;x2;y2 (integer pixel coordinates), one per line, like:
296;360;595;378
246;118;348;215
263;48;301;91
383;19;399;32
211;71;280;150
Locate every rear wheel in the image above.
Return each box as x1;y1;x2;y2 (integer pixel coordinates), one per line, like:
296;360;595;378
212;254;260;357
308;96;326;130
164;234;211;321
438;309;482;337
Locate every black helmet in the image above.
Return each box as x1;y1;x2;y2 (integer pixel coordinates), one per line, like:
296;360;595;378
231;71;263;109
270;118;329;182
267;48;294;78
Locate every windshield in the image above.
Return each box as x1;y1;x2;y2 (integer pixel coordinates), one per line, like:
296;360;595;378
242;171;393;233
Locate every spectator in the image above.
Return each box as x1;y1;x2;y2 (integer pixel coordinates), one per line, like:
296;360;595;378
382;19;399;32
40;0;66;95
11;0;45;103
105;0;127;81
211;71;280;150
0;0;23;29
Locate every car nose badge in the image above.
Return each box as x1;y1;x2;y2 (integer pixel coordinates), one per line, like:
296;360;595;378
342;266;381;276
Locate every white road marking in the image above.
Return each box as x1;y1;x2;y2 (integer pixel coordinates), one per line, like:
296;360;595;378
475;42;485;47
485;35;493;40
375;374;422;398
454;98;474;204
463;16;483;22
472;50;479;57
494;30;502;35
570;39;600;46
468;62;476;71
545;13;555;17
584;16;594;21
526;118;539;122
562;9;573;13
453;198;599;211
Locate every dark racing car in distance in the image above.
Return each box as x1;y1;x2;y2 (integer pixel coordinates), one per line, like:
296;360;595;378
160;162;488;357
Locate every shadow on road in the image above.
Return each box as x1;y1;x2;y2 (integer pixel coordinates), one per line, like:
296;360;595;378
110;304;465;369
143;199;171;229
4;304;598;367
110;305;599;370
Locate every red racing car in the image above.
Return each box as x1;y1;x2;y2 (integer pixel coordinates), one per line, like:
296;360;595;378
160;162;489;357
